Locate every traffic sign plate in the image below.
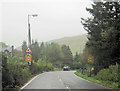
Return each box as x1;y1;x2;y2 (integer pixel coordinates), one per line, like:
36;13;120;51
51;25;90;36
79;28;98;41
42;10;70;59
88;56;94;63
25;46;32;53
25;54;32;61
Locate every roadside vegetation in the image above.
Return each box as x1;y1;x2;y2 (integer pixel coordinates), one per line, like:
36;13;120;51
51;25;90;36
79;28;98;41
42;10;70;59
1;1;119;90
1;41;73;90
2;52;54;90
75;63;119;90
74;1;119;90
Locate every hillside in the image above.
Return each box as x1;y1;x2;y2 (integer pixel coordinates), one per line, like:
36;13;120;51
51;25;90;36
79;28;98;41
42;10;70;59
49;34;88;55
14;34;88;55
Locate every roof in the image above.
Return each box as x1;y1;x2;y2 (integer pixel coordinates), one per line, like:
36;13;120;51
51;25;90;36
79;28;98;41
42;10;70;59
1;47;12;53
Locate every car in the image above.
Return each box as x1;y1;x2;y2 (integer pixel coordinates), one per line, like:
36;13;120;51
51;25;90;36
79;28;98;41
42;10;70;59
63;66;70;71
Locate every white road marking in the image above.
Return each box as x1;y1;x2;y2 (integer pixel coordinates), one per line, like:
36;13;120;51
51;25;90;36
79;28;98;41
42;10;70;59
58;75;63;83
66;86;69;89
59;78;62;82
73;72;110;89
58;75;71;90
20;73;41;90
65;85;71;91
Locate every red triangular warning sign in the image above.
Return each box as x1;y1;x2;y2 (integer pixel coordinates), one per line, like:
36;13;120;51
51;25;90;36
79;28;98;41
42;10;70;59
25;46;32;53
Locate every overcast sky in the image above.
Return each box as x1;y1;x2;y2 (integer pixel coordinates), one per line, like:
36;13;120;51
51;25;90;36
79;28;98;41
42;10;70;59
0;0;92;48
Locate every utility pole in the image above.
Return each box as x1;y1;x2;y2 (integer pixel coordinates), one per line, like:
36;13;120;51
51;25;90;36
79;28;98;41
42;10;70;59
28;14;38;46
28;15;31;46
27;14;38;65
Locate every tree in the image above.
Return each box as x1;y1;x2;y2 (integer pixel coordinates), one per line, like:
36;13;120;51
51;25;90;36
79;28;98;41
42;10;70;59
31;40;40;62
2;52;14;88
61;45;73;65
74;52;79;62
39;42;45;58
22;41;27;57
46;43;64;67
71;52;83;69
81;1;120;74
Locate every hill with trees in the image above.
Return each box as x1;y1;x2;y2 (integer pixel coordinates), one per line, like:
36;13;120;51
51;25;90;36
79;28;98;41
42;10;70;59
49;34;88;55
16;34;88;55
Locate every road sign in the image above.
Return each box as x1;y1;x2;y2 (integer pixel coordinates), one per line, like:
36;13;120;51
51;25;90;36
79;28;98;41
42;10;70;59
88;56;94;63
25;54;32;61
25;46;32;53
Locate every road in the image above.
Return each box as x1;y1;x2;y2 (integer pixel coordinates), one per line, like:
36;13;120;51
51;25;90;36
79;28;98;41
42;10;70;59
22;71;112;91
0;70;1;91
0;62;2;91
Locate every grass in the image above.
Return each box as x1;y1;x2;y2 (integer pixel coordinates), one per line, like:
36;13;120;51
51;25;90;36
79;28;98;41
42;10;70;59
74;72;119;91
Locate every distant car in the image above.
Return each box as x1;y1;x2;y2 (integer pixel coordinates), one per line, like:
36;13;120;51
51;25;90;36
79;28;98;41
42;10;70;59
63;66;70;71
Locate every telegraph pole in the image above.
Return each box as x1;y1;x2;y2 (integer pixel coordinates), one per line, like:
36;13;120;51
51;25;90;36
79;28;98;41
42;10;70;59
28;15;31;46
28;14;38;46
28;15;30;46
26;14;38;65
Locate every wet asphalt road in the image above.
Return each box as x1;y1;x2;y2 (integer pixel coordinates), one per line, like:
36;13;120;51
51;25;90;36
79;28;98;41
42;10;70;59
22;71;113;91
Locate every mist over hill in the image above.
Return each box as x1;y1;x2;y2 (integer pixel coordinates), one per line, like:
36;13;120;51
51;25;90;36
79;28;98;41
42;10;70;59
15;34;88;55
49;33;88;55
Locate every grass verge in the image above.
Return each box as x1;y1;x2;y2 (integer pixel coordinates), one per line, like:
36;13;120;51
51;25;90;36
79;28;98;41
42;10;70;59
74;72;119;91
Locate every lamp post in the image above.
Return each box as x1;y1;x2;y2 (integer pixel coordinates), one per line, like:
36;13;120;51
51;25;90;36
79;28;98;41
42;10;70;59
27;14;38;65
28;14;38;46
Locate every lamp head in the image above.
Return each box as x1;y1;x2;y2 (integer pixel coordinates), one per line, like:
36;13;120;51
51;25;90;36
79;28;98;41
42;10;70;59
32;14;38;17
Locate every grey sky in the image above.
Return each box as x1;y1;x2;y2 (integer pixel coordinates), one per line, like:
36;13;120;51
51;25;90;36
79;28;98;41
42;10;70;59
1;0;92;48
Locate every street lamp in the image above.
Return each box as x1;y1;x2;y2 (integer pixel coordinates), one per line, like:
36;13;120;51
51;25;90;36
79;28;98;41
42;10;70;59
28;14;38;46
27;14;38;65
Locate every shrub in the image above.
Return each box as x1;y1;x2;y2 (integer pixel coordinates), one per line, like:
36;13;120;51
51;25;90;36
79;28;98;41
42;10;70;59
70;62;82;69
95;64;118;82
46;63;54;71
2;55;55;89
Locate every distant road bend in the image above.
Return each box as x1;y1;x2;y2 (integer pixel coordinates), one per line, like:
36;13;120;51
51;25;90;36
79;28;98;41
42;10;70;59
22;71;112;91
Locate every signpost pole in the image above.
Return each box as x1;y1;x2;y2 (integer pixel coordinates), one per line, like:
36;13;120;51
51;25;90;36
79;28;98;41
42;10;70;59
90;63;92;77
88;56;94;77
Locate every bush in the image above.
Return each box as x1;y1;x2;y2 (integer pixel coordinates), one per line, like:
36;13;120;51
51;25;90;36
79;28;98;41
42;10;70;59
70;62;82;69
95;64;118;82
2;61;31;88
2;54;55;89
46;63;54;71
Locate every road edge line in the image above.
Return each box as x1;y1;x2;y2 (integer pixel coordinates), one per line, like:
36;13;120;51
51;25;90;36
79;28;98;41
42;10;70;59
20;73;40;90
73;72;112;89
